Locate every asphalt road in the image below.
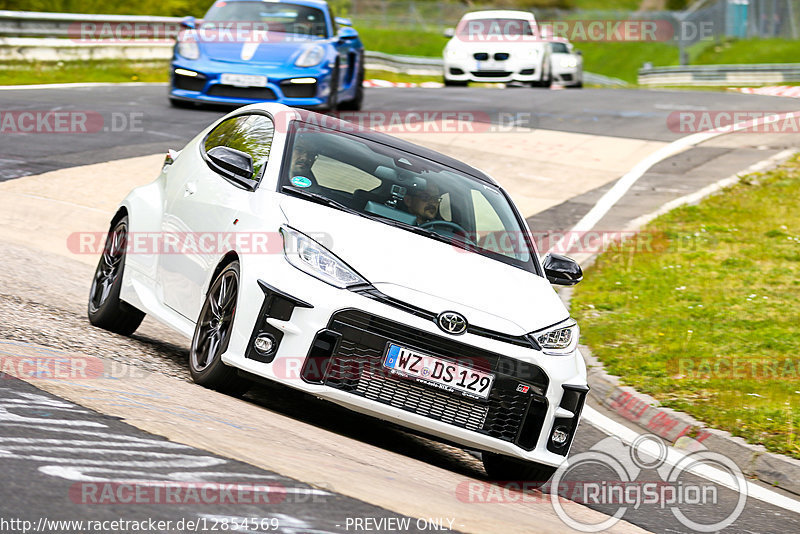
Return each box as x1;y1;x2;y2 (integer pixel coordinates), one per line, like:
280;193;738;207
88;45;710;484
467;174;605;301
1;84;799;533
2;84;799;181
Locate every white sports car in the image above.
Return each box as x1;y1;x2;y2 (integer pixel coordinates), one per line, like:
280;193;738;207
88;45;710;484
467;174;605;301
549;38;583;88
88;103;588;482
443;10;551;87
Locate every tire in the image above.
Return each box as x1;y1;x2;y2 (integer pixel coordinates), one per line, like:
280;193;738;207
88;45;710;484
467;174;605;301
326;63;340;111
338;64;364;111
189;261;250;395
87;216;145;336
482;452;557;487
169;97;195;109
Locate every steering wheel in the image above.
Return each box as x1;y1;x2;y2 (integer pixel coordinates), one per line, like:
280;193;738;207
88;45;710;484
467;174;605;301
420;220;475;246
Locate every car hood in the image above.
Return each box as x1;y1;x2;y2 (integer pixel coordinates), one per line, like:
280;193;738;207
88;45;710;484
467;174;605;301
280;197;568;335
197;31;322;65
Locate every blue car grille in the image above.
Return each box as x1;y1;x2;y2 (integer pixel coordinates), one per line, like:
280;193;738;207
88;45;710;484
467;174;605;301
206;85;277;101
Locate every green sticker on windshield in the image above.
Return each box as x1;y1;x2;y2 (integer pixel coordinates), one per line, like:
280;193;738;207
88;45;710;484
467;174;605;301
291;176;312;188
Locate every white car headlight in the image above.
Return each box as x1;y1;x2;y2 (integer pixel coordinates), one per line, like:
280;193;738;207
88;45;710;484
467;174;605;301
560;57;578;69
177;39;199;60
533;318;579;356
280;226;367;288
295;45;325;67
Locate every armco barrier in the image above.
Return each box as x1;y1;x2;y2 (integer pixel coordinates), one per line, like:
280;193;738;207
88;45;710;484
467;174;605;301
639;63;800;86
0;9;626;86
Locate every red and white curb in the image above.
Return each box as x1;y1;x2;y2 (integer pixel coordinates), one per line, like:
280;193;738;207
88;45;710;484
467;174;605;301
364;79;444;88
733;85;800;98
364;79;567;89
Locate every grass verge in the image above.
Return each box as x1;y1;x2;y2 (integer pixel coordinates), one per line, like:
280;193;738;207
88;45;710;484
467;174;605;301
0;60;169;85
572;155;800;459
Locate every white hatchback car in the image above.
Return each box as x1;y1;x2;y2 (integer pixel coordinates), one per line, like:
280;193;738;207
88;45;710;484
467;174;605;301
88;103;587;482
549;38;583;88
443;10;551;87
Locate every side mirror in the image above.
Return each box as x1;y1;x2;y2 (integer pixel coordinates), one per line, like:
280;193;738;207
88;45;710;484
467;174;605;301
575;49;582;56
335;17;353;27
542;253;583;285
207;146;253;180
181;16;196;29
337;26;358;41
443;27;455;38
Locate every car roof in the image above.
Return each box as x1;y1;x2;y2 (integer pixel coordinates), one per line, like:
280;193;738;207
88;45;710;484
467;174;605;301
291;109;499;186
223;0;330;9
459;10;535;21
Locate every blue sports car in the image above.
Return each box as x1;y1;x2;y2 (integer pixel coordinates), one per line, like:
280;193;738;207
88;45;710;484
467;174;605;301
170;0;364;110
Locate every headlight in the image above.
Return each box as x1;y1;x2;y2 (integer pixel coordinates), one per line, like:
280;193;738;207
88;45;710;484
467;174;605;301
295;45;325;67
280;226;367;288
533;318;578;356
176;38;199;60
560;57;578;68
445;47;460;59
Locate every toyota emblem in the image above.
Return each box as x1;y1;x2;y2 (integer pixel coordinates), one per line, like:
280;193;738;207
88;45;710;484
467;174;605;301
437;311;468;335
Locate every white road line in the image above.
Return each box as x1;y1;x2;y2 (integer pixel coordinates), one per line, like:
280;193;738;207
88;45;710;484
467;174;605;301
567;113;800;510
624;148;797;231
583;406;800;514
550;110;800;254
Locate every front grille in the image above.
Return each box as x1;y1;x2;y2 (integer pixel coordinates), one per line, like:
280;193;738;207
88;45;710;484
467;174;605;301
561;73;574;82
173;73;206;92
206;85;277;100
471;71;512;78
279;81;317;98
473;52;489;61
320;309;549;448
494;53;510;61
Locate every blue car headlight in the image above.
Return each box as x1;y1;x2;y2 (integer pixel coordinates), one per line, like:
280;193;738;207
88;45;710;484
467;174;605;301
295;45;325;68
176;35;200;60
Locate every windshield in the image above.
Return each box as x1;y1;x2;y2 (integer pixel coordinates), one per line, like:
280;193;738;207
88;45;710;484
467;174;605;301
280;123;537;273
204;1;329;38
550;42;569;53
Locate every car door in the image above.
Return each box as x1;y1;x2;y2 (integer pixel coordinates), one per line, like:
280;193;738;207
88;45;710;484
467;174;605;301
158;113;275;321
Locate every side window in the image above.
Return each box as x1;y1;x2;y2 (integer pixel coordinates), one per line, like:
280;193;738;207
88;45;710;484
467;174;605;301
204;114;275;182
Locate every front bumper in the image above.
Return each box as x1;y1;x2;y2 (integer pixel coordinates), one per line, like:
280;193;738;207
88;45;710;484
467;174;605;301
222;260;588;467
552;66;583;86
169;60;332;107
444;58;543;83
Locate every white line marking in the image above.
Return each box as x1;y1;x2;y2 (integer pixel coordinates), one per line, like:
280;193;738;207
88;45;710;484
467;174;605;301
624;148;797;231
551;110;800;254
583;406;800;514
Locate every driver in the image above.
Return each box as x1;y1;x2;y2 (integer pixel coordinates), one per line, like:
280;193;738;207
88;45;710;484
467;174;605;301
403;181;442;226
289;136;318;183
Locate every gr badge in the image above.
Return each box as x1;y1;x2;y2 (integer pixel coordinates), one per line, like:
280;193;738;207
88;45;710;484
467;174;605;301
516;384;530;394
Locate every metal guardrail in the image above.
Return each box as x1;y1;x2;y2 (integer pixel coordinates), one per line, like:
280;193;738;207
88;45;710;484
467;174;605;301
639;63;800;86
0;10;624;86
0;10;181;38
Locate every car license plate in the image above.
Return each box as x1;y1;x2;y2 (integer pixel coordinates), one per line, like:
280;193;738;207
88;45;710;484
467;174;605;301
220;73;268;87
383;343;494;399
476;60;501;71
